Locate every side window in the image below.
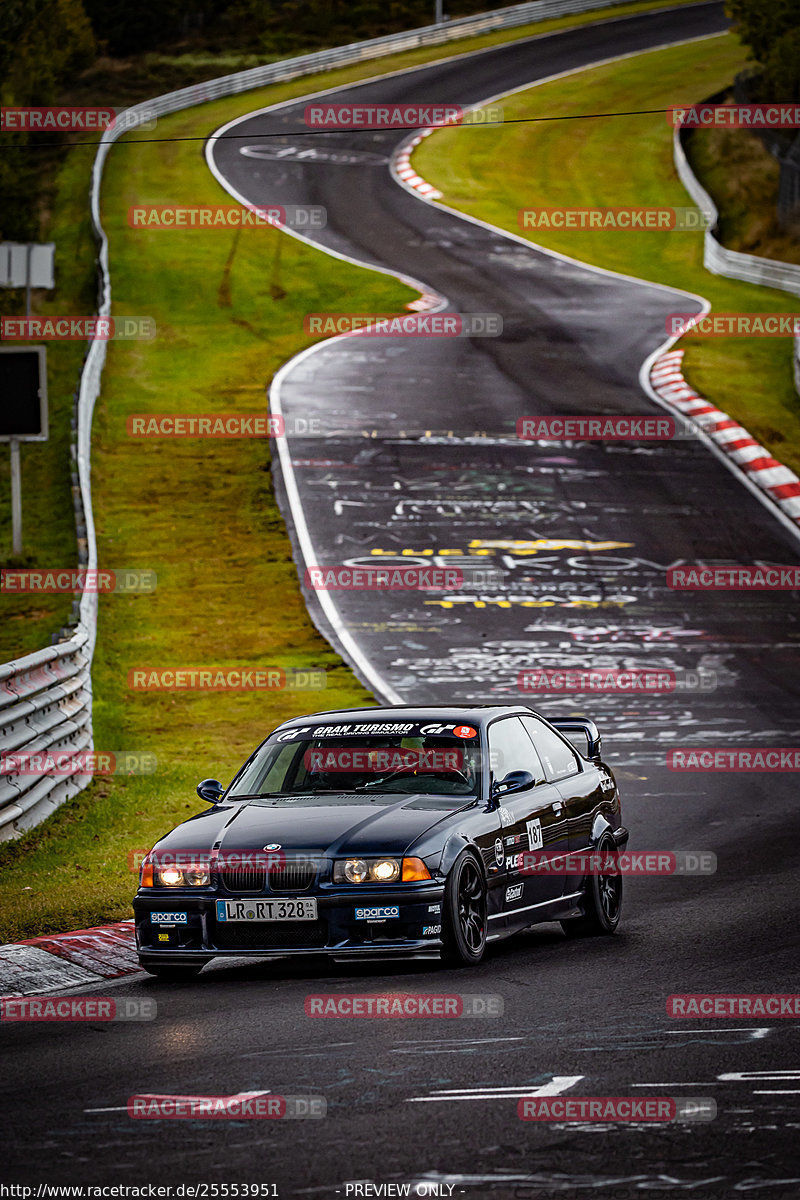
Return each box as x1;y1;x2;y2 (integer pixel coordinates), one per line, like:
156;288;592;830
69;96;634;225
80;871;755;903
263;743;306;791
520;716;579;782
487;717;546;787
235;742;303;795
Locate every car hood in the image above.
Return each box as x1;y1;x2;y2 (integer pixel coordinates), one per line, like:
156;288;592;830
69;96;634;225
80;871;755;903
152;792;472;859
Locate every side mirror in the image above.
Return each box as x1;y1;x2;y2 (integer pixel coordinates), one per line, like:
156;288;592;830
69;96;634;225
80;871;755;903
197;778;224;804
491;769;534;799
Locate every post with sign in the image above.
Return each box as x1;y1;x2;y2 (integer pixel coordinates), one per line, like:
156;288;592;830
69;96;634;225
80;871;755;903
0;347;49;554
0;242;55;315
0;242;54;554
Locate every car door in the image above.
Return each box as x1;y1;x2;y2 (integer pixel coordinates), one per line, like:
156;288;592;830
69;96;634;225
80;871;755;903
486;716;569;920
519;714;597;900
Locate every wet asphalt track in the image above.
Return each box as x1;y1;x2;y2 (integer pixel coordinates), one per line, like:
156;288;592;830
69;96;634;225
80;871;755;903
4;3;800;1195
206;0;800;753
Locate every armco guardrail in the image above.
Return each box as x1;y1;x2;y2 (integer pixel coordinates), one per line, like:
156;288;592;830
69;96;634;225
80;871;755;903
82;0;635;124
674;125;800;391
0;354;101;842
0;0;652;841
0;627;95;840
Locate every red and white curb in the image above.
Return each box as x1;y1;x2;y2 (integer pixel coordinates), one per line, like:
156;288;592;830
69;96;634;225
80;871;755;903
650;349;800;526
406;290;442;312
393;131;444;313
391;131;451;315
393;128;442;200
395;138;800;534
0;920;138;997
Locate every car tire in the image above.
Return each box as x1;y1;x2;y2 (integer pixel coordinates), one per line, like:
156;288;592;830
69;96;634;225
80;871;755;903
560;835;622;938
140;962;208;980
441;850;487;966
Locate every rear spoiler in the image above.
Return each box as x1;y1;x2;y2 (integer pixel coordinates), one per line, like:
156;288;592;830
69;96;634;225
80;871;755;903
548;717;602;764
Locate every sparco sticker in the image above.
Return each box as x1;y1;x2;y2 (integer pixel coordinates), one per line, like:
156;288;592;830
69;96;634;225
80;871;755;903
355;906;400;921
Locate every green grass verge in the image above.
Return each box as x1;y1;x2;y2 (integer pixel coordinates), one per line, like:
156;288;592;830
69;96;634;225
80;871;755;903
413;33;800;476
0;87;414;942
0;146;100;658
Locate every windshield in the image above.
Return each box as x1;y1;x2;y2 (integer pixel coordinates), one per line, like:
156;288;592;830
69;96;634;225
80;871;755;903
228;727;481;799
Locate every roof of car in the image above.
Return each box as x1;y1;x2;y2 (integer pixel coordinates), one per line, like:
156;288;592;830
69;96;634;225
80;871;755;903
275;704;541;729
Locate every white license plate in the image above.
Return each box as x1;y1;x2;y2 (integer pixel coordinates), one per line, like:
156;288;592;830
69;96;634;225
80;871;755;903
216;898;317;923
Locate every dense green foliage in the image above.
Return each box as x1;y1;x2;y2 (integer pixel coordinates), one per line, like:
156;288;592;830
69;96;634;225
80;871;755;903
726;0;800;100
726;0;800;62
80;0;516;56
0;0;95;246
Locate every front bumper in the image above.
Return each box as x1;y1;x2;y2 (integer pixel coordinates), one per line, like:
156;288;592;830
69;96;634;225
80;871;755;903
134;883;446;963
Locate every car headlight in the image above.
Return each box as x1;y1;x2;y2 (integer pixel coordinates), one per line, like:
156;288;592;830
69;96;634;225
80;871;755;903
156;866;210;887
139;859;210;888
158;866;184;887
333;857;428;883
340;858;370;883
184;867;211;886
372;859;400;882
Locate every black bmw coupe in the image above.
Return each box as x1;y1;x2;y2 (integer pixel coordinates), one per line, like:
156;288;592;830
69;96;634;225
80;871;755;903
134;704;628;978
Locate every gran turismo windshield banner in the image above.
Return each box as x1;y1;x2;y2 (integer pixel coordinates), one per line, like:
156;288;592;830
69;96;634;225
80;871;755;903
228;722;481;798
270;721;479;741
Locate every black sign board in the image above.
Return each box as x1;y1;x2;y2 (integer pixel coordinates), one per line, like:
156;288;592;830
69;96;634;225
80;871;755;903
0;346;48;441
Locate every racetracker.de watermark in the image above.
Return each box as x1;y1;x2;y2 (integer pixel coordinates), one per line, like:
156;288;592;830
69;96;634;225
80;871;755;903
518;851;716;876
667;565;800;590
1;317;155;341
127;205;326;230
334;559;503;588
126;414;297;438
128;1093;325;1119
518;207;711;231
518;667;717;693
1;106;157;132
668;313;799;337
668;994;800;1017
518;1096;716;1122
127;667;325;691
304;566;463;591
130;848;294;872
1;751;157;777
304;747;465;773
517;416;674;440
0;997;155;1021
303;313;502;337
305;993;503;1017
304;103;503;128
667;748;800;771
668;103;800;129
1;569;156;593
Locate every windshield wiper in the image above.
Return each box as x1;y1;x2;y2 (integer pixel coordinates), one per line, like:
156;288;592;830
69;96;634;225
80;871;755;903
232;789;355;798
227;791;293;799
